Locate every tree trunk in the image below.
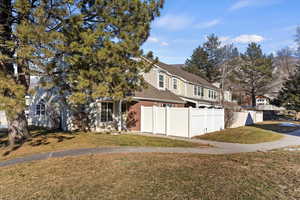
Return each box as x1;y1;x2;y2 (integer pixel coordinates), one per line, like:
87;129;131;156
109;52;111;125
251;89;256;107
7;111;30;146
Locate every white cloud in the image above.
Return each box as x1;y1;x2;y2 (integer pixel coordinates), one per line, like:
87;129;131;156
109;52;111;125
147;37;169;46
233;34;265;43
219;36;230;42
161;42;169;46
148;37;159;43
230;0;253;11
196;19;221;29
154;14;192;31
229;0;282;11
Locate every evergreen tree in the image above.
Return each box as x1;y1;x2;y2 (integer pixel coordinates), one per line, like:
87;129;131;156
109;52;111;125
0;0;63;144
0;0;163;144
233;43;273;107
184;46;209;78
185;34;222;82
273;26;300;111
273;65;300;111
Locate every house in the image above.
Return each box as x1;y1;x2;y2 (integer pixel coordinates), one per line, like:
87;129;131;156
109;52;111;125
142;60;220;108
256;95;270;106
0;59;222;132
120;59;222;131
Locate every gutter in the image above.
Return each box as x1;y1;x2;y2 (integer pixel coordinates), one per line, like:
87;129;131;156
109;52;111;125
132;96;185;104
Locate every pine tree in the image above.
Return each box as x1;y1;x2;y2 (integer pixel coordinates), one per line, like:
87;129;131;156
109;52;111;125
0;0;164;143
273;65;300;111
184;46;209;78
185;34;222;82
233;43;273;107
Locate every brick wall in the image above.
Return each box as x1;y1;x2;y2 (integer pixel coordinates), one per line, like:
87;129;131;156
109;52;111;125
126;100;184;131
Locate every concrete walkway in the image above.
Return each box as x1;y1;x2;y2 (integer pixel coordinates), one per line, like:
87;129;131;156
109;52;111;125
1;131;300;167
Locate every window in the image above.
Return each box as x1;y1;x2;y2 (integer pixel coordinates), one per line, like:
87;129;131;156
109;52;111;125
173;78;177;90
194;85;197;96
100;102;113;122
208;90;217;99
162;103;174;107
158;74;164;88
194;86;204;97
36;100;46;116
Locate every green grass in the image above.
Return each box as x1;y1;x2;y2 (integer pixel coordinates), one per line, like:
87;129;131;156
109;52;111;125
1;150;300;200
0;131;208;161
196;125;283;144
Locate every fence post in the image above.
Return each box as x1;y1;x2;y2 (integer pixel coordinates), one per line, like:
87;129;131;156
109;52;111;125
165;106;169;136
188;107;192;139
152;106;156;134
140;106;144;132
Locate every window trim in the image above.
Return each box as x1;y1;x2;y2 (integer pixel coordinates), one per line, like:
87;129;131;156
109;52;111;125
158;73;165;89
100;102;114;123
194;85;204;97
173;78;178;90
36;100;46;116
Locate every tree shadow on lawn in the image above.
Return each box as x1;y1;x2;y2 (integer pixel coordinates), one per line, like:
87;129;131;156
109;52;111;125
1;127;75;156
251;122;300;136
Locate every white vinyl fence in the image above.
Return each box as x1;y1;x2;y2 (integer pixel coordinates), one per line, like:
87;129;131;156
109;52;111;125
141;106;224;138
230;111;264;128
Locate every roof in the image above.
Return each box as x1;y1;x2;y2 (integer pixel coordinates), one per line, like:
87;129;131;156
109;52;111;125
256;95;270;99
155;61;218;90
133;83;185;104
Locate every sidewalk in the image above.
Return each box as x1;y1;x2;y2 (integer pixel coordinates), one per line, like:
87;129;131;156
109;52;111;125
1;132;300;167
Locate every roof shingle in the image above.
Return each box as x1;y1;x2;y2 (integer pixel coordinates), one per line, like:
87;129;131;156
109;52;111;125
133;83;185;104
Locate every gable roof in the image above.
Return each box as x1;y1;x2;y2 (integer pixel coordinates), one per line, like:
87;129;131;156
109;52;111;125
133;83;185;104
154;61;218;90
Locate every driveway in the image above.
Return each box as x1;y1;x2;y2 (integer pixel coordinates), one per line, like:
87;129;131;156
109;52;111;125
1;131;300;167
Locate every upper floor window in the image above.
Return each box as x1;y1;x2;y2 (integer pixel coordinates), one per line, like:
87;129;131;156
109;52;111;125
194;85;204;97
209;90;217;99
36;99;46;116
173;78;178;90
159;74;164;88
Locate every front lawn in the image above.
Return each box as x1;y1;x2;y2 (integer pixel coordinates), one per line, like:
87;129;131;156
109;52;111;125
0;130;207;161
1;150;300;200
196;125;283;144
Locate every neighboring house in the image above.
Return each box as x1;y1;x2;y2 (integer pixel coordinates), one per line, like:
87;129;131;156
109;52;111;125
256;96;270;106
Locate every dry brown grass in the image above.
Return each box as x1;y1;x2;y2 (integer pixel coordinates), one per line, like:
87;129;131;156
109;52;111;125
196;125;283;144
0;130;207;161
1;151;300;200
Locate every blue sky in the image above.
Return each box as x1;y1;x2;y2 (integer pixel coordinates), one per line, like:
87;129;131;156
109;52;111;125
142;0;300;64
